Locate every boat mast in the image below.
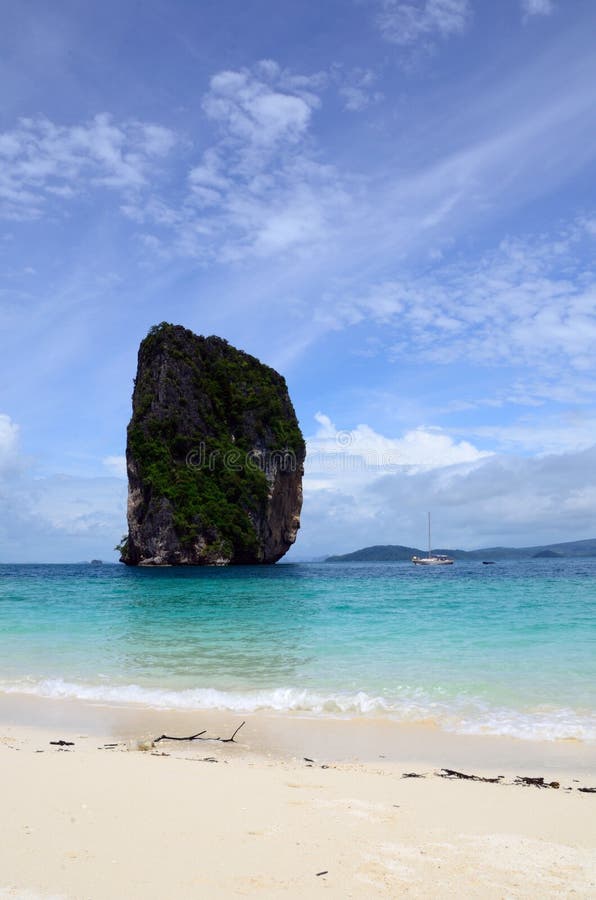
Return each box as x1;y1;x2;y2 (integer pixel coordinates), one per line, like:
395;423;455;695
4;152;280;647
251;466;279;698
427;511;431;558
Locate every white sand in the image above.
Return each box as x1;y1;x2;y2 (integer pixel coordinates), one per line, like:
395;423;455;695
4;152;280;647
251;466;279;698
0;697;595;899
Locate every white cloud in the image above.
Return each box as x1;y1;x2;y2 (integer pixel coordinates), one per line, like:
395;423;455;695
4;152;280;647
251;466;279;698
292;442;596;558
374;0;471;47
194;62;344;255
303;413;493;506
130;61;349;262
522;0;555;18
0;114;177;220
202;66;316;157
307;412;490;475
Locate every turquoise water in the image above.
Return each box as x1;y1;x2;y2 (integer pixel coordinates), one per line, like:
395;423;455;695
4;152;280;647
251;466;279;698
1;560;595;741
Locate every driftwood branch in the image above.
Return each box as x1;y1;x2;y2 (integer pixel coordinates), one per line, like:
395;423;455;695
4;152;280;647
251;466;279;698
221;721;246;742
154;731;206;743
153;721;246;745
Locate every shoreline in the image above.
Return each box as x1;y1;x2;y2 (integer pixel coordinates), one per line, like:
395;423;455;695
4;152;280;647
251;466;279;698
2;690;595;776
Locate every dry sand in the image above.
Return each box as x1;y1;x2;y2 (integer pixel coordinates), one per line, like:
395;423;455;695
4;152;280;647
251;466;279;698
1;695;595;899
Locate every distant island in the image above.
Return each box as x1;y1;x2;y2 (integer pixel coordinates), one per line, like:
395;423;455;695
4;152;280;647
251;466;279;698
326;538;596;562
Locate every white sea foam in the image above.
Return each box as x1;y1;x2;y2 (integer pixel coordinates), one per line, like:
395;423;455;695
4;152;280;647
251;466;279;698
2;677;596;742
0;678;391;715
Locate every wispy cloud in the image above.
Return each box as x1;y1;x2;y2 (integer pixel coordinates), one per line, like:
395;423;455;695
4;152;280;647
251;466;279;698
470;412;596;456
0;412;21;474
0;412;126;562
128;61;349;261
522;0;555;19
314;218;596;405
0;114;177;220
373;0;471;47
336;68;383;111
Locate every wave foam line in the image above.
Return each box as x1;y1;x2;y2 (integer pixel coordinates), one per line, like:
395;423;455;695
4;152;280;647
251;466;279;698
1;678;390;715
2;677;596;742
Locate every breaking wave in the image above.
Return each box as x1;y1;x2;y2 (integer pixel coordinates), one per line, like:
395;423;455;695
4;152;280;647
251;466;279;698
2;677;596;742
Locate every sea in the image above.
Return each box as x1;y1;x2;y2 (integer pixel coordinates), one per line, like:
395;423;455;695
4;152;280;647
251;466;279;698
1;559;595;742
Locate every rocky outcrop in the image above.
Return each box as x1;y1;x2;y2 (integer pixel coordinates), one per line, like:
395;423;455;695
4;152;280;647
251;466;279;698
120;323;304;566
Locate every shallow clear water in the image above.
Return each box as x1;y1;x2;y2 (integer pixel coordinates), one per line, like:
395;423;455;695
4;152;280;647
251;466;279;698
1;560;595;740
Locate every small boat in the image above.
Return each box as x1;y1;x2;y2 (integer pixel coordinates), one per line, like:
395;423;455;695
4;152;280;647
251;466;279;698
412;513;454;566
412;553;454;566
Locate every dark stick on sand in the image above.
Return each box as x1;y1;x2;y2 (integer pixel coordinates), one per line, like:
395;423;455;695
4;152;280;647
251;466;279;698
220;721;246;743
153;721;246;744
154;731;207;743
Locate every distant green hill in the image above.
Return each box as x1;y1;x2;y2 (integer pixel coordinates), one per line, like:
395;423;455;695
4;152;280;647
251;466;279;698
326;545;422;562
326;538;596;562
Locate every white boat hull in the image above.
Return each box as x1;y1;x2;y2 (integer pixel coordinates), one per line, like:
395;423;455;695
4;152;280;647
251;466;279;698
411;556;454;566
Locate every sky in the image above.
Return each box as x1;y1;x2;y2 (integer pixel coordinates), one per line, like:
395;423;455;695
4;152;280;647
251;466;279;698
1;0;596;562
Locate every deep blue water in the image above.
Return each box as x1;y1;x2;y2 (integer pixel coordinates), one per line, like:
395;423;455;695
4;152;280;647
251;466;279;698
1;559;595;740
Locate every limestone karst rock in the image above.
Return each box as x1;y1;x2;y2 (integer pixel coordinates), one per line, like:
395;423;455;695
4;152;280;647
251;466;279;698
120;323;304;566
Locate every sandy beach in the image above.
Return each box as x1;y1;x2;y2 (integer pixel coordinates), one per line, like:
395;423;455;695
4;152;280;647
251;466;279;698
1;696;595;899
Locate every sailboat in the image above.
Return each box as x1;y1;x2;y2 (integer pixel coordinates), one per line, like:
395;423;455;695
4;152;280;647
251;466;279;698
411;513;454;566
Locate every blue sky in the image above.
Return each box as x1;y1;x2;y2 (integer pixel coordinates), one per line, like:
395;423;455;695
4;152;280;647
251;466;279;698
1;0;596;561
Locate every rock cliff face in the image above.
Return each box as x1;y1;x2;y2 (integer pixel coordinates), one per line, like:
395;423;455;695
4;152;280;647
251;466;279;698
120;323;305;566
